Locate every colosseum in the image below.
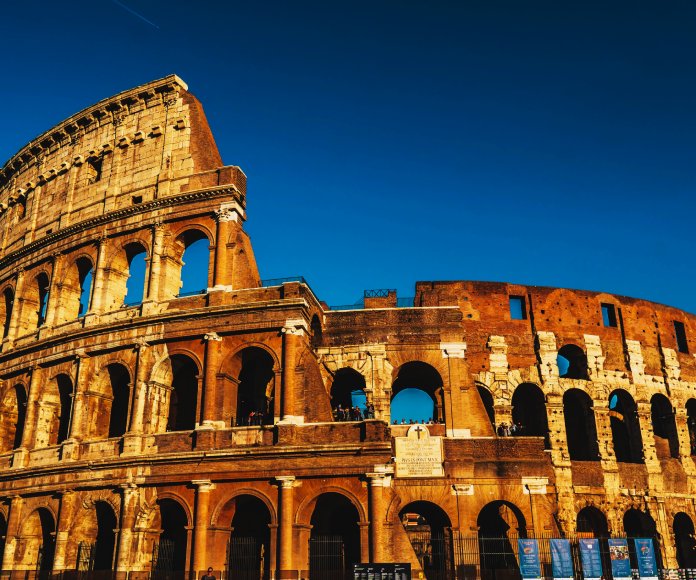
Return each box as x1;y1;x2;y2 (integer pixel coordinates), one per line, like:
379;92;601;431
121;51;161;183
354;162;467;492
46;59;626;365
0;75;694;580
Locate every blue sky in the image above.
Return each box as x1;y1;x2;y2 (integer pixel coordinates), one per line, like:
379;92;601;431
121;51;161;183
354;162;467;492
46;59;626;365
1;1;695;313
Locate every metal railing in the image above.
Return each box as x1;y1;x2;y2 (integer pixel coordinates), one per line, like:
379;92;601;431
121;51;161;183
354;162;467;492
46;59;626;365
175;289;207;298
260;276;306;286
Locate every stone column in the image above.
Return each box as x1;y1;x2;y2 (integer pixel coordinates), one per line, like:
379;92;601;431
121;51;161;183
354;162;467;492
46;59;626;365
367;473;386;562
115;484;138;572
43;253;64;329
5;268;25;343
275;476;297;579
17;367;40;454
637;402;659;471
192;480;215;575
212;209;231;289
281;321;306;424
201;332;223;428
53;491;77;571
129;342;149;435
440;343;471;437
88;237;109;314
1;496;23;571
145;222;165;302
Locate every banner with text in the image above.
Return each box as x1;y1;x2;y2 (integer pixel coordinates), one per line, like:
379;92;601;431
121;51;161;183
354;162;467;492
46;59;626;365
608;538;631;580
634;538;658;580
518;539;542;580
579;538;603;580
549;538;574;580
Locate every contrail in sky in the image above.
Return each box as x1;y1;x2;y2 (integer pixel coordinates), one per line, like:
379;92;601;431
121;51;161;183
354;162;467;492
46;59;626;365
110;0;160;29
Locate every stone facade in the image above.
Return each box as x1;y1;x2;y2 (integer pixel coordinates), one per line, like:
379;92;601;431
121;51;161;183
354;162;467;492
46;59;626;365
0;76;695;579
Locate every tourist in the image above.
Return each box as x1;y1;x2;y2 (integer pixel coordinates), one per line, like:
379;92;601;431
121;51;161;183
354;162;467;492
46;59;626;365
202;567;215;580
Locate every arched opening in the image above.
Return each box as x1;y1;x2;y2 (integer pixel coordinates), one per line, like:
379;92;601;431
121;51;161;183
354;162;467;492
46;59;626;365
2;287;13;338
226;495;271;579
0;384;27;452
391;362;444;424
563;389;599;460
576;506;609;536
477;501;526;577
511;383;549;444
651;394;679;459
309;493;361;578
178;231;210;297
93;501;117;570
399;501;452;579
687;399;696;455
674;512;696;569
310;314;323;348
124;243;147;306
156;499;189;573
36;273;50;327
76;257;94;317
477;386;495;430
331;368;367;421
167;355;199;431
13;385;27;450
107;364;131;438
22;507;56;572
56;374;73;445
557;344;588;380
235;347;275;427
609;390;643;463
624;509;662;569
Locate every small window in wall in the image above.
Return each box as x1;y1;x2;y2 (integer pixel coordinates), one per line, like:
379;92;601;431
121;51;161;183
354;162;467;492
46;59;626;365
601;303;617;327
675;321;689;354
87;157;103;184
509;296;526;320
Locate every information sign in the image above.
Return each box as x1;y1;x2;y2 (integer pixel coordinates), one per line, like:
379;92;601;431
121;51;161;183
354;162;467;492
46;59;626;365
579;538;603;580
517;538;542;580
634;538;658;580
608;538;631;580
549;538;574;580
353;563;411;580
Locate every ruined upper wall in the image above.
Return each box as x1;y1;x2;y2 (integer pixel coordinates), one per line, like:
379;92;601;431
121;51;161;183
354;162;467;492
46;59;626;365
0;75;246;259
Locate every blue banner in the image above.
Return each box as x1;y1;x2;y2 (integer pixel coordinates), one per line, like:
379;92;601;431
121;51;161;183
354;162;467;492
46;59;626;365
634;538;658;580
517;539;542;579
579;538;603;580
608;538;632;580
549;539;574;580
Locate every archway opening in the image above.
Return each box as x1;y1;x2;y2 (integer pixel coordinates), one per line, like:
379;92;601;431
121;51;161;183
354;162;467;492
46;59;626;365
511;383;549;444
624;508;661;569
93;501;117;571
107;364;131;438
651;394;679;459
13;385;27;450
576;506;608;537
76;257;94;317
563;389;599;460
331;368;367;421
687;399;696;455
36;273;50;327
477;386;495;430
609;390;643;463
310;315;322;348
674;512;696;569
179;231;210;296
156;499;189;573
399;501;451;579
35;508;55;572
2;287;13;338
236;347;275;426
227;495;272;579
391;362;444;424
309;493;360;578
477;501;526;575
56;374;73;445
557;344;588;380
0;384;25;452
167;355;199;431
124;243;147;306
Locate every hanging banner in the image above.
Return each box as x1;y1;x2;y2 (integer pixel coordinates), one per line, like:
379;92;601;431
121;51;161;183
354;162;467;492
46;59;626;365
634;538;658;580
578;538;603;580
608;538;632;580
517;539;542;580
549;539;574;580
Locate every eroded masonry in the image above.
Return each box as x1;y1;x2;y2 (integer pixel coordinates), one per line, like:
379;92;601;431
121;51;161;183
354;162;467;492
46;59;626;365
0;76;695;579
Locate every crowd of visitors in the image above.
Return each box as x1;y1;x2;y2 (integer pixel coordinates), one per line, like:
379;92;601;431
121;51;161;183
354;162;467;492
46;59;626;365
496;421;526;436
333;403;375;421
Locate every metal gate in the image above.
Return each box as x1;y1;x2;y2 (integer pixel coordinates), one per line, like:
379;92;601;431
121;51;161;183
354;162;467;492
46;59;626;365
405;530;450;580
77;542;95;573
226;536;265;580
36;541;55;576
151;539;185;580
309;535;346;580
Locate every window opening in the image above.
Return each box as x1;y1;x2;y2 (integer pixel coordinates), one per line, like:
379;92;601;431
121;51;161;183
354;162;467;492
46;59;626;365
601;303;617;327
675;321;689;354
509;296;526;320
87;157;103;184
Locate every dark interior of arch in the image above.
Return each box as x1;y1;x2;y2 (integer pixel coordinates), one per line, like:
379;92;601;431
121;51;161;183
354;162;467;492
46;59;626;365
37;508;55;572
399;501;451;537
391;362;444;422
477;386;495;429
688;399;696;455
557;344;589;380
563;389;599;460
399;501;451;577
157;499;188;572
310;314;322;348
2;288;13;338
310;493;360;570
0;512;6;566
236;347;275;426
331;368;366;411
511;383;549;444
36;273;49;327
609;390;644;463
624;509;662;569
13;384;27;450
674;512;696;568
576;506;608;536
477;501;526;572
94;501;117;570
125;243;148;305
76;257;93;316
229;495;271;576
168;355;198;431
179;230;209;295
107;364;130;438
651;394;679;459
56;375;73;444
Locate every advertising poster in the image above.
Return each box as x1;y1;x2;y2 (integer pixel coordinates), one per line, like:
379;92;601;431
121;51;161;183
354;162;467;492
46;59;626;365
634;538;658;580
549;538;574;580
517;539;542;580
578;538;603;580
608;538;632;580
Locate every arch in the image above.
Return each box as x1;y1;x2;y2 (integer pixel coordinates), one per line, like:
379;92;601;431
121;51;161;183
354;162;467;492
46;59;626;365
477;385;495;429
233;347;275;426
0;384;27;452
557;344;588;380
399;501;452;578
15;271;50;335
156;498;189;572
477;501;527;575
213;488;278;527
609;389;644;463
309;492;361;576
563;389;599;460
177;229;211;297
511;383;549;443
76;256;94;317
576;506;609;536
651;393;679;459
20;507;55;572
2;286;13;338
673;512;696;568
688;399;696;455
297;486;367;526
225;494;272;579
124;242;148;306
624;508;662;569
331;368;366;421
56;374;73;445
310;314;323;348
93;500;118;570
36;272;50;327
391;361;444;423
167;354;199;431
106;363;131;438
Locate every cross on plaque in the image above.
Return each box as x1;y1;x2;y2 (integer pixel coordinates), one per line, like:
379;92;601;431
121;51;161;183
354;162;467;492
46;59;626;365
414;425;425;439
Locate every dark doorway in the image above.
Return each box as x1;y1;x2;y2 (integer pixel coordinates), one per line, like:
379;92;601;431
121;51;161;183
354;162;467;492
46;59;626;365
167;355;199;431
674;512;696;569
227;495;271;580
156;499;189;573
94;501;117;570
331;368;367;421
576;506;608;537
609;390;643;463
56;375;73;444
688;399;696;455
399;501;451;580
478;386;496;430
511;383;549;445
477;501;526;579
107;364;130;438
37;508;56;573
13;384;27;449
557;344;588;380
563;389;599;460
624;509;662;569
651;394;679;459
391;362;444;423
236;348;275;426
